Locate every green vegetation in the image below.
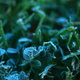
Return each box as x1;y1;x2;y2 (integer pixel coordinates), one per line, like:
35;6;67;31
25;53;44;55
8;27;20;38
0;0;80;80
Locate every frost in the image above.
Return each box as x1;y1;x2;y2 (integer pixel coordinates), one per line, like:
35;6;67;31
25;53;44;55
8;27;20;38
0;48;6;56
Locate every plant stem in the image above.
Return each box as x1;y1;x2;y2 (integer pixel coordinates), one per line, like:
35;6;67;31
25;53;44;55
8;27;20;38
35;15;45;35
73;31;80;47
0;20;8;49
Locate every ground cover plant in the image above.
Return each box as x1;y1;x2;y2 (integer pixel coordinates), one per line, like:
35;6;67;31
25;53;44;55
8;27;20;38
0;0;80;80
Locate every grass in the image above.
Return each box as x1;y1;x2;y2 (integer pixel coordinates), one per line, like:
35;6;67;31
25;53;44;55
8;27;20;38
0;0;80;80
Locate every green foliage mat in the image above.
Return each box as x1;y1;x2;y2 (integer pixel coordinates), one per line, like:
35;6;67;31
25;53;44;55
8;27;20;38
0;0;80;80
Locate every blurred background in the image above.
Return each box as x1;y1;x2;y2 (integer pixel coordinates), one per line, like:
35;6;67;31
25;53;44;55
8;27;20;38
0;0;80;47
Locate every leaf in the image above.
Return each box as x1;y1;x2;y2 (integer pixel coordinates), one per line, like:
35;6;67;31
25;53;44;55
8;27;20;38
0;20;8;49
24;24;31;30
67;32;73;51
39;64;56;79
23;47;38;61
56;17;67;24
19;71;29;80
37;29;42;43
32;6;40;11
24;13;35;24
35;15;45;35
5;33;14;40
60;34;67;40
62;52;80;60
0;61;5;65
31;60;41;68
1;65;10;70
18;37;32;43
16;18;25;30
59;46;64;57
7;48;18;54
0;61;10;71
43;41;57;50
19;60;28;66
50;38;59;46
48;29;58;36
5;73;19;80
7;59;16;68
55;26;77;37
73;31;80;47
0;48;6;56
36;10;45;16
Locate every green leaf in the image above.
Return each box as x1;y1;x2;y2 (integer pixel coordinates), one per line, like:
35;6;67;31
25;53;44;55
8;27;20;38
23;47;38;61
5;73;19;80
7;48;18;54
39;64;56;79
31;60;41;68
7;59;16;68
62;52;80;61
43;41;57;50
18;38;32;43
0;20;8;49
19;71;29;80
0;48;6;56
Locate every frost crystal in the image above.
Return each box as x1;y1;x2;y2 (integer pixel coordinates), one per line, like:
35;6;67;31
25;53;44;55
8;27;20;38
23;47;38;61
